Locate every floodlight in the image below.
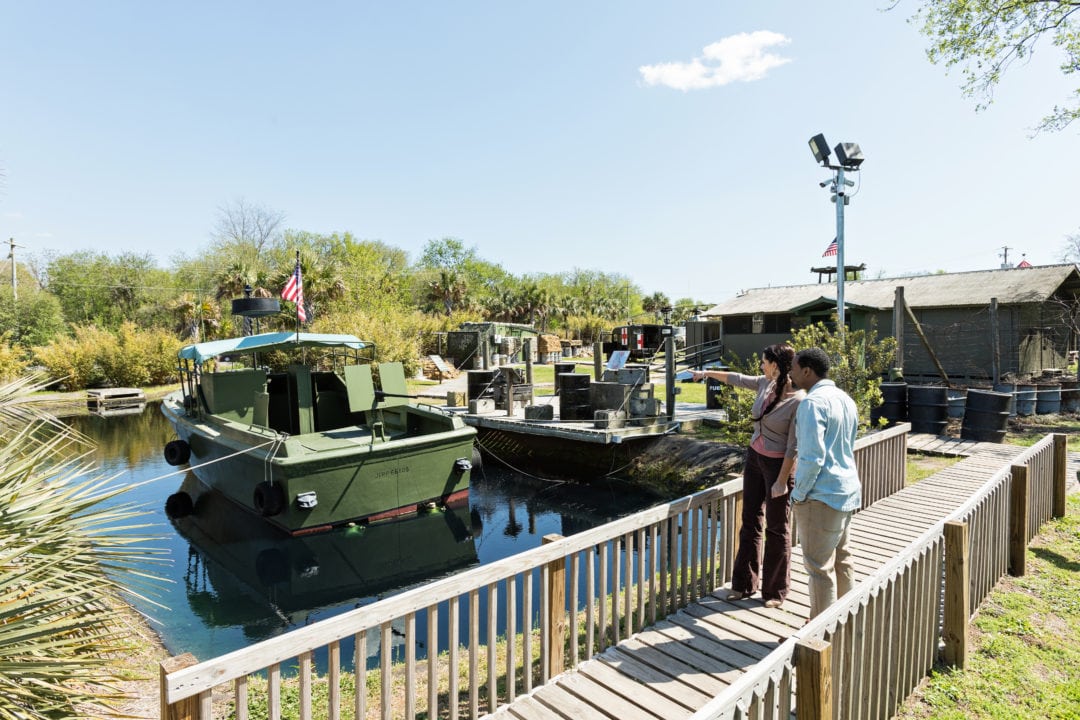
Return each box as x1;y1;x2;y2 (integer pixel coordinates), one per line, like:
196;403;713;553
834;142;864;168
808;133;831;165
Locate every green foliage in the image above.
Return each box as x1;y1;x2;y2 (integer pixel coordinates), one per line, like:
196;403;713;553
32;325;112;390
32;324;181;390
44;250;169;330
0;335;29;382
911;0;1080;132
790;317;898;430
714;352;761;446
0;374;161;718
0;286;67;347
315;308;427;377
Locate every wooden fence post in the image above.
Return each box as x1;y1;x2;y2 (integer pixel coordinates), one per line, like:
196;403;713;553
593;342;603;381
160;653;198;720
1053;434;1067;519
1009;465;1029;577
543;534;566;680
794;638;832;720
943;521;969;669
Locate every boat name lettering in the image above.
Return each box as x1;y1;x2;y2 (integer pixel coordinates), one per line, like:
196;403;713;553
374;466;410;479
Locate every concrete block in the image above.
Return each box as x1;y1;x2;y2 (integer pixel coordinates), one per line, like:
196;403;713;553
469;398;496;414
525;404;555;420
594;409;627;429
446;390;466;407
629;396;661;417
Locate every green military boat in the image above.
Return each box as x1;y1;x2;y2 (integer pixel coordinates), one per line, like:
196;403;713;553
161;332;477;535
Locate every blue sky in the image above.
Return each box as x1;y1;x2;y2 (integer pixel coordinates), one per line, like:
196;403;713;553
1;2;1077;306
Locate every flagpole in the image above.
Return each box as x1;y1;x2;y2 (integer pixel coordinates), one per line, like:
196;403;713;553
293;250;301;341
835;165;846;332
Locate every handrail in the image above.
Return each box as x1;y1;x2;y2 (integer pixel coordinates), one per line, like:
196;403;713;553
690;433;1059;720
165;480;743;704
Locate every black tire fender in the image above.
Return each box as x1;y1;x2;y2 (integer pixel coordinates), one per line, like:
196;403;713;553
163;439;191;466
164;491;193;519
253;483;287;516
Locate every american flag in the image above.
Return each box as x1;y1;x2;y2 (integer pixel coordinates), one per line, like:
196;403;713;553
282;258;308;322
822;238;838;257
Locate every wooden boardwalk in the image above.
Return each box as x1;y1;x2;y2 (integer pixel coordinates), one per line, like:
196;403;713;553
487;437;1070;720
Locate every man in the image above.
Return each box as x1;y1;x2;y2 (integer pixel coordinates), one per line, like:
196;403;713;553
790;347;861;619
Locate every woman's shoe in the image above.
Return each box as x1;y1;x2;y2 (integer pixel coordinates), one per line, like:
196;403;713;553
725;589;752;601
763;599;783;609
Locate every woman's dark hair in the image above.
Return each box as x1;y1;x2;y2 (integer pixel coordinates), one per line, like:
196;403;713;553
753;343;795;421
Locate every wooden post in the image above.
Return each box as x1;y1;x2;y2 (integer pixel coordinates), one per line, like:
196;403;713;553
989;298;1000;384
943;520;969;668
160;653;199;720
593;341;603;381
1009;465;1029;576
794;638;832;720
543;534;566;680
523;338;534;391
1053;433;1068;519
893;286;905;373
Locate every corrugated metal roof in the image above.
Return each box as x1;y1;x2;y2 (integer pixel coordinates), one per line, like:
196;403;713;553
703;264;1080;316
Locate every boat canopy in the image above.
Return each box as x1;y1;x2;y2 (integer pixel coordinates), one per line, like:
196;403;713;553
178;332;369;364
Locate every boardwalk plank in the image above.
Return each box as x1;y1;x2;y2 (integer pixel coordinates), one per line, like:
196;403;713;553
577;660;692;720
532;684;613;720
559;670;666;720
598;649;713;709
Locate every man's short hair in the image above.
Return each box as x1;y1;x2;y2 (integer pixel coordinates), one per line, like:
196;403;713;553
795;347;830;377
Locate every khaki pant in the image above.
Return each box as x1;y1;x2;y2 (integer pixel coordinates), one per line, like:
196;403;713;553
793;500;854;619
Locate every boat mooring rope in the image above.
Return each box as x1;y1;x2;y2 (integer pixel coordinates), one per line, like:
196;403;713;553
132;434;288;490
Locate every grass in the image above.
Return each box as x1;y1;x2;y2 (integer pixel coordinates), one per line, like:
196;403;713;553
1006;414;1080;453
895;493;1080;720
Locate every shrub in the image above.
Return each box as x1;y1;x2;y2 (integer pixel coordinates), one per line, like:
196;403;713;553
0;335;29;382
32;325;114;390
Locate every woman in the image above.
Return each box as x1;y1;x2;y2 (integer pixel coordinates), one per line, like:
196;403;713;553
691;344;803;608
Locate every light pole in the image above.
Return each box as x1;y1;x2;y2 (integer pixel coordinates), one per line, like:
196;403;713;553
808;134;864;331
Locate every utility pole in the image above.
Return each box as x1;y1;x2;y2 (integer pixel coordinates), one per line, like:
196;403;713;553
7;238;22;301
999;245;1013;269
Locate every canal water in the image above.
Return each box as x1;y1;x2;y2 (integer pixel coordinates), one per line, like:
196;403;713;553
66;405;670;667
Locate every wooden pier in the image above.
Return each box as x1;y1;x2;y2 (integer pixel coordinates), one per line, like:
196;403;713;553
159;427;1075;720
86;387;146;417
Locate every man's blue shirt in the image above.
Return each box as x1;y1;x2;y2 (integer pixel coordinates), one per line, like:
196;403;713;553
792;379;861;512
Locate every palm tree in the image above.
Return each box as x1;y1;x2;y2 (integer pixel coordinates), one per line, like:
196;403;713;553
0;374;160;718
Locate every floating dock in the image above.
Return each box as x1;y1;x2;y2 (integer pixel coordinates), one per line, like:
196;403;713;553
86;388;146;417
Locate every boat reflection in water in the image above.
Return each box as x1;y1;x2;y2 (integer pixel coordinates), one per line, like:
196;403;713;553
172;473;479;646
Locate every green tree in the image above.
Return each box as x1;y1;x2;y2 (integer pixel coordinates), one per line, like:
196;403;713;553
44;251;168;329
642;291;671;321
0;375;160;718
790;316;898;430
909;0;1080;132
0;286;66;347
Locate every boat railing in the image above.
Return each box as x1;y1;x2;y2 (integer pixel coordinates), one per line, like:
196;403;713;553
160;422;910;719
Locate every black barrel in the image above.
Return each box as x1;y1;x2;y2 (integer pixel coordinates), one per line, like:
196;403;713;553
872;381;908;427
558;373;592;420
552;363;576;395
467;370;497;402
705;377;724;409
960;389;1011;443
908;385;948;435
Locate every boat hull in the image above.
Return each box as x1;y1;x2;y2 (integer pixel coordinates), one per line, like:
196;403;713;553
162;392;476;535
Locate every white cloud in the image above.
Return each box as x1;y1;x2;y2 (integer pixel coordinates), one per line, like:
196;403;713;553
639;31;792;91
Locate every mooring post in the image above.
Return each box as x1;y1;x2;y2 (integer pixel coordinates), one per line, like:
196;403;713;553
1009;464;1029;576
160;653;199;720
542;534;566;680
943;520;970;668
593;341;603;381
794;637;832;720
1053;433;1067;519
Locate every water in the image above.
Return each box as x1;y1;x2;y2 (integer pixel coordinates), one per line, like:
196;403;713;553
65;405;667;664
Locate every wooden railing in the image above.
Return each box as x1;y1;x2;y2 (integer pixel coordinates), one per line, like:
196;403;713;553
159;425;911;720
854;422;909;509
688;433;1069;720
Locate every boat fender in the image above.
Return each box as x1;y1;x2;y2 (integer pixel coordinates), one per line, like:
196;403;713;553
471;446;483;470
163;439;191;466
253;483;287;516
453;457;472;474
164;491;193;519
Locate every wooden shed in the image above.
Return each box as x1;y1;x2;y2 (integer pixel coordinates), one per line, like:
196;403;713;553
701;264;1080;383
